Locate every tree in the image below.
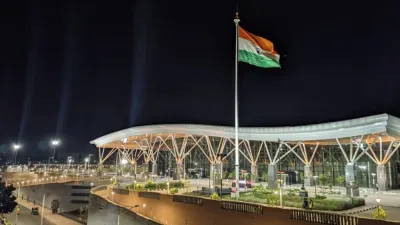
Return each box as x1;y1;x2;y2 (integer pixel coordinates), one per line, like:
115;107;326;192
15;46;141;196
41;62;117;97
336;175;346;187
0;180;17;214
318;174;328;186
262;172;268;182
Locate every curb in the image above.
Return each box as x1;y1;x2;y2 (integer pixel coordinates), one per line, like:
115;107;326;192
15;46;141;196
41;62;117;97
344;205;377;215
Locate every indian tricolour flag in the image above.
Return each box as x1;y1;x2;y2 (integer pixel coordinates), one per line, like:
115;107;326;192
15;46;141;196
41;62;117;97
238;26;280;68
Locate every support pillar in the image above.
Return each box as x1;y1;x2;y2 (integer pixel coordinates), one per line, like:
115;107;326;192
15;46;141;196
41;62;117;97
134;162;137;177
210;164;215;183
174;163;184;180
151;162;158;176
142;163;149;178
97;163;103;176
214;163;222;186
268;164;277;189
251;164;258;183
303;165;314;186
377;165;387;191
210;163;222;186
345;163;355;183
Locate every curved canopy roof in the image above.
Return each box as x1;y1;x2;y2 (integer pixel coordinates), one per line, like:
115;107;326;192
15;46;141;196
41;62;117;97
90;113;400;148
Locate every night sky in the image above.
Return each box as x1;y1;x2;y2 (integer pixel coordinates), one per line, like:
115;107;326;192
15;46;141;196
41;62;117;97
1;1;400;160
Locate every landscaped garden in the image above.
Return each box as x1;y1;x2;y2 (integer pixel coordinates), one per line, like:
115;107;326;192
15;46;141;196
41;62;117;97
126;180;188;194
123;175;365;211
232;184;364;211
183;183;365;211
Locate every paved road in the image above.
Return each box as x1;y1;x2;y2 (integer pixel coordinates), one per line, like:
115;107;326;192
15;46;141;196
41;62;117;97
7;206;53;225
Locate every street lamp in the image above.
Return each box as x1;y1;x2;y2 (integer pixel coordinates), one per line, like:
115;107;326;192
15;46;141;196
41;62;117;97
13;144;21;164
121;159;128;165
117;205;139;225
371;173;377;192
51;139;60;163
68;156;73;169
84;157;89;170
46;157;54;172
349;180;355;206
87;154;93;168
376;198;381;219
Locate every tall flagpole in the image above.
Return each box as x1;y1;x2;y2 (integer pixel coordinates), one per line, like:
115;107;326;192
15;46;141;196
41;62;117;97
233;10;240;200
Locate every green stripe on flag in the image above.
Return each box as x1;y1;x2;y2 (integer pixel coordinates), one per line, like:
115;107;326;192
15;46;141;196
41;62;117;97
238;50;280;68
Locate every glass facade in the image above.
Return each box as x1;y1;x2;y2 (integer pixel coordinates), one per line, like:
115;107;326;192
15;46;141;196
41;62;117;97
175;139;400;190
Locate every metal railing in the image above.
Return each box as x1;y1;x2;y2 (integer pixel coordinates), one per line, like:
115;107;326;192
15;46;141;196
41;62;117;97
138;191;160;200
173;195;203;205
220;201;263;215
90;185;107;193
290;209;359;225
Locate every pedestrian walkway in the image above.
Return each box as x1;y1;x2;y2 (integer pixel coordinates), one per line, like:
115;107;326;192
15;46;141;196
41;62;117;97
16;199;81;225
340;203;377;214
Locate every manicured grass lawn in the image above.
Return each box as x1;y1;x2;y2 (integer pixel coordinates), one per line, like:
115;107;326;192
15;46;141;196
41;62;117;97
231;192;365;211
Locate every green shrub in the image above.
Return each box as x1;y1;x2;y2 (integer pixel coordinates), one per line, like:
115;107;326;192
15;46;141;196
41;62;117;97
135;184;144;191
228;172;234;179
372;206;386;219
318;174;328;185
169;187;178;195
170;181;184;189
157;182;168;190
128;182;136;189
210;192;220;200
251;184;273;198
288;189;299;198
144;181;156;190
315;195;326;200
223;171;229;179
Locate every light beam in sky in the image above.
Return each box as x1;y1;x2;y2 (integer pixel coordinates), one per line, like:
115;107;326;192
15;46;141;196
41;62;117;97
18;3;41;142
130;0;152;126
56;3;76;137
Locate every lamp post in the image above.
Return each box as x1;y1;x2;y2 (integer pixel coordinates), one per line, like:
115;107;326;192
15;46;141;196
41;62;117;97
349;180;355;206
47;157;54;172
117;205;140;225
371;173;376;192
87;154;93;169
313;176;318;197
51;139;60;163
67;156;73;170
13;144;21;164
277;172;283;208
84;157;89;170
376;198;381;219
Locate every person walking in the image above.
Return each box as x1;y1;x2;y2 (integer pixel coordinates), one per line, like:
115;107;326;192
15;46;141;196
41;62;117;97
16;206;20;215
309;199;313;210
302;198;308;209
